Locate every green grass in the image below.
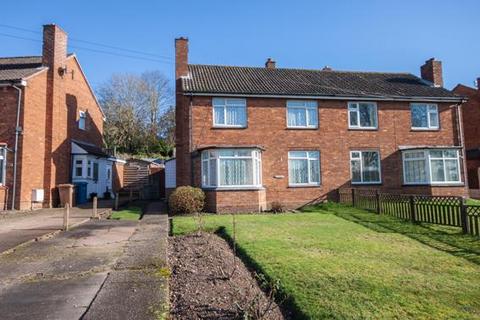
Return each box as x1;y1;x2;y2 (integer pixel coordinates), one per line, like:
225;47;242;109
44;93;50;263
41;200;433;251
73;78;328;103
172;204;480;319
466;198;480;206
109;206;143;220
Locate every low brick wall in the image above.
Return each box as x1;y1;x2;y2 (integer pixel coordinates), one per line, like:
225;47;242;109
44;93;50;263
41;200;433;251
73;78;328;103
0;187;7;210
204;189;267;213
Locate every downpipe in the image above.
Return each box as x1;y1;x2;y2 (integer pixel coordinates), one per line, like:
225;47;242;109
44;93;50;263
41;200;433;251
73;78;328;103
11;84;24;210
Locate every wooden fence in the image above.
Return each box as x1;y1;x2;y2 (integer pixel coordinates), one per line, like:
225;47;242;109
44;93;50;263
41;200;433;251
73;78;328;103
338;188;480;237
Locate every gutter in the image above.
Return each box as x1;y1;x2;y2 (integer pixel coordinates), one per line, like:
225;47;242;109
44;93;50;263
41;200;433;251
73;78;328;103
184;92;466;103
0;80;27;210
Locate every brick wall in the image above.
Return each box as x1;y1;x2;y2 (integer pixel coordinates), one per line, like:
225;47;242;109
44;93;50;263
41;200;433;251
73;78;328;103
177;96;467;211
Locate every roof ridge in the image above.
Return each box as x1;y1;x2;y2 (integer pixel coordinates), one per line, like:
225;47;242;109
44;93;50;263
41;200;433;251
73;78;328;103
188;63;413;76
0;55;42;60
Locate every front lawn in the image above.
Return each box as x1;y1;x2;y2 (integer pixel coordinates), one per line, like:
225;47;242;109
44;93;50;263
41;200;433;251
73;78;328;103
172;204;480;319
109;206;142;220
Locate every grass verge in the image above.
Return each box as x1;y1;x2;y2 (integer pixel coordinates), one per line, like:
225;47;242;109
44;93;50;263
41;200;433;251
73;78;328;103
109;206;143;220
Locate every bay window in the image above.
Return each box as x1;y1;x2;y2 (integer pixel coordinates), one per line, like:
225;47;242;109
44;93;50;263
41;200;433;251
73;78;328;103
201;149;262;188
348;102;378;129
0;147;6;185
213;98;247;127
288;151;320;186
287;100;318;128
402;149;461;185
411;104;439;130
350;150;381;184
74;159;84;178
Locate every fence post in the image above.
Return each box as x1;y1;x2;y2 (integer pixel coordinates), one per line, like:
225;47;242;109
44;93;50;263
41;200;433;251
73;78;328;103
92;196;98;219
63;203;70;231
351;188;356;207
376;190;380;214
409;195;416;223
114;193;119;211
460;198;468;234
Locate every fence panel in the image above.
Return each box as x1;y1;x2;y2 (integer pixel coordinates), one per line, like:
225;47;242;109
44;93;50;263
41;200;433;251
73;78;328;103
354;189;378;212
379;194;411;220
465;205;480;236
338;188;353;205
413;196;462;227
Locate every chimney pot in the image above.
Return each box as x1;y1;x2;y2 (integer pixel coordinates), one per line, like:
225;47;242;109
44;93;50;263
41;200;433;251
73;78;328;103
175;37;189;80
265;58;276;69
420;57;444;87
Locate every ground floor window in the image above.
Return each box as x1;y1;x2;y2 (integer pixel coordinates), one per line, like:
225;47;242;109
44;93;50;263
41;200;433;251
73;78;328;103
201;149;262;188
288;151;320;186
0;147;6;185
350;150;381;184
403;149;461;184
74;159;84;178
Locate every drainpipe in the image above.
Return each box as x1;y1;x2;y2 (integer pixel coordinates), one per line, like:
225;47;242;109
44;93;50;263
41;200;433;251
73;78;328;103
455;101;469;195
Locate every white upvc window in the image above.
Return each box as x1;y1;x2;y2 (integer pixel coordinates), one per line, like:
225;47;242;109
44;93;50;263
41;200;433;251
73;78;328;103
87;160;93;178
288;151;320;186
74;158;84;178
79;111;86;130
348;102;378;129
402;149;461;185
212;98;247;127
350;150;381;184
286;100;318;128
0;147;6;186
201;149;262;188
411;103;439;130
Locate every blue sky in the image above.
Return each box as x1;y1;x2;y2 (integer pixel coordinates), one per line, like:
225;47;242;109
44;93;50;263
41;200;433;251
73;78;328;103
1;0;479;90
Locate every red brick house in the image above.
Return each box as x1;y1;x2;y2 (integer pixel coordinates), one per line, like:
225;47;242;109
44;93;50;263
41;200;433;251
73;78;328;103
0;24;123;210
175;38;468;213
453;79;480;189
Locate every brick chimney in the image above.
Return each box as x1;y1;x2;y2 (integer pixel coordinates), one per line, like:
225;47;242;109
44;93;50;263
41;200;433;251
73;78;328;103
420;58;443;87
42;24;68;73
265;58;276;69
175;37;189;79
477;77;480;91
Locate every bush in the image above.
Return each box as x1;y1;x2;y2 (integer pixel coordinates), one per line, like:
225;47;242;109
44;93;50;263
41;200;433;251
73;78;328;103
169;186;205;215
270;201;286;213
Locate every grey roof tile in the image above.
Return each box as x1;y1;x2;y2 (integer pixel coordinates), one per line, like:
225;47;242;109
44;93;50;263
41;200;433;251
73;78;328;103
0;56;45;82
182;64;461;100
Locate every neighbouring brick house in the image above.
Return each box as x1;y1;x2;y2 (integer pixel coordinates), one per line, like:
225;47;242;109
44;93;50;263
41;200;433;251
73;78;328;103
0;24;124;210
175;38;468;213
453;79;480;189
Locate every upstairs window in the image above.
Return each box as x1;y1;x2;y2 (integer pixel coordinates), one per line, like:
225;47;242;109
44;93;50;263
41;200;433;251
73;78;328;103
350;150;381;184
0;147;6;186
79;111;86;130
288;151;320;186
213;98;247;127
348;102;378;129
202;149;262;188
403;149;461;184
411;103;439;130
287;100;318;128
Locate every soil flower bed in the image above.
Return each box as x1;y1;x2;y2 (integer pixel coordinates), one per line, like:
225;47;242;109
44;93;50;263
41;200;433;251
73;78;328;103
168;232;284;320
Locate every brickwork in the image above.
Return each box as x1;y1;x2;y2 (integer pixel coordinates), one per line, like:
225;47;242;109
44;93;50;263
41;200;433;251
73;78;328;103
204;189;267;213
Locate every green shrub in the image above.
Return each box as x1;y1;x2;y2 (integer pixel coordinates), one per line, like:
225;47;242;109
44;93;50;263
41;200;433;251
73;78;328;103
169;186;205;215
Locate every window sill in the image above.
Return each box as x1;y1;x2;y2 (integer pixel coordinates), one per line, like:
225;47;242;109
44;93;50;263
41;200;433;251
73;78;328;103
202;186;265;191
348;127;378;131
285;127;318;130
403;183;464;187
351;182;382;185
288;184;321;188
212;126;247;130
410;128;440;132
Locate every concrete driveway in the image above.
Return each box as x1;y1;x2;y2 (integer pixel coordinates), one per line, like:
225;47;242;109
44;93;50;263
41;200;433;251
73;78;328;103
0;205;111;254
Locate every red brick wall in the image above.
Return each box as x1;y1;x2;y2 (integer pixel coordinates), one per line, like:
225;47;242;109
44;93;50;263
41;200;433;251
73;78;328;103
204;189;267;213
177;96;467;210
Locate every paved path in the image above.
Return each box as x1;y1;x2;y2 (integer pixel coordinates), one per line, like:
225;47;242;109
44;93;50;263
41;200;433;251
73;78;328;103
83;201;169;320
0;201;169;320
0;219;137;320
0;206;111;254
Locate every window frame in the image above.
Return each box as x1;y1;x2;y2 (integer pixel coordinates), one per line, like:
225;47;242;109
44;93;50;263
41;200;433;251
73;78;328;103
350;150;382;184
73;157;85;178
201;148;262;189
79;111;86;130
410;103;439;130
286;100;319;129
347;102;378;130
288;151;321;187
402;149;462;185
0;147;6;186
212;98;247;128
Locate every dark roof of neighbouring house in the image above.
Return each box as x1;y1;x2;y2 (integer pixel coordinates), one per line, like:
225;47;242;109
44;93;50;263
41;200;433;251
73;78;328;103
0;56;46;82
73;141;111;158
182;64;463;101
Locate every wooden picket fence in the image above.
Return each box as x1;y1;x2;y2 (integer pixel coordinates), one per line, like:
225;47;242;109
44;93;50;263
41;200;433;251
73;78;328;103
338;188;480;237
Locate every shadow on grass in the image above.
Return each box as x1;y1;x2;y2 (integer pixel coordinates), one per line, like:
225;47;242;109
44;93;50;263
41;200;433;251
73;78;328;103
215;226;306;320
312;203;480;266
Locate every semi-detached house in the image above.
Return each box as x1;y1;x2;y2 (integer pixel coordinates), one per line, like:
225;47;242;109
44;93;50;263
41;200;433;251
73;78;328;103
174;38;468;213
